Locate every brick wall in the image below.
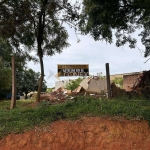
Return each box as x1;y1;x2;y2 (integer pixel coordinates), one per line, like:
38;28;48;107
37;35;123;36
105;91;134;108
123;73;143;91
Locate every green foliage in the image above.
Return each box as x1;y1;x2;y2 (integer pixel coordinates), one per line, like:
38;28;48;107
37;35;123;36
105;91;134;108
46;88;53;93
0;0;80;56
17;69;47;95
0;61;11;91
0;37;12;66
65;78;84;91
1;97;150;138
0;0;80;102
80;0;150;57
0;99;35;110
112;77;123;88
0;36;39;99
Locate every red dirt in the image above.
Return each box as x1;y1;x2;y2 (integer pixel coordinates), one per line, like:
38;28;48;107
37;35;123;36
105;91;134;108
0;117;150;150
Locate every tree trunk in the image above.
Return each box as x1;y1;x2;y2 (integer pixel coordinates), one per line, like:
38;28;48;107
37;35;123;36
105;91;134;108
10;55;16;109
25;91;28;99
36;54;44;102
36;0;47;102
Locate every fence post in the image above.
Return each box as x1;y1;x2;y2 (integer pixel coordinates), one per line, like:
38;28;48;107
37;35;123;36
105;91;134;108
105;63;111;99
10;55;16;109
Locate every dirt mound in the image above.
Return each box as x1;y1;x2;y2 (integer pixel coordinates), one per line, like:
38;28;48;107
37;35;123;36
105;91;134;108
1;117;150;150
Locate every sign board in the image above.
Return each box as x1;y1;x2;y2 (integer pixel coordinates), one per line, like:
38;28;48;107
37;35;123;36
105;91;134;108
57;64;89;77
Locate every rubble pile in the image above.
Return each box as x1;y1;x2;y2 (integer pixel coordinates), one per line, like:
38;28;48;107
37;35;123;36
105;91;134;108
40;77;108;103
40;87;71;104
111;83;125;98
111;70;150;99
71;86;86;95
132;71;150;99
111;83;139;99
126;71;150;99
132;71;150;90
38;71;150;102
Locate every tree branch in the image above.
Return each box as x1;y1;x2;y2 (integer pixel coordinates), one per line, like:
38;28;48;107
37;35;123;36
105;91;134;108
144;58;150;63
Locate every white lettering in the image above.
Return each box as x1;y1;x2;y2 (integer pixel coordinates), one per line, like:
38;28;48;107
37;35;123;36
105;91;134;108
63;69;67;72
71;69;75;72
76;69;80;72
81;69;84;72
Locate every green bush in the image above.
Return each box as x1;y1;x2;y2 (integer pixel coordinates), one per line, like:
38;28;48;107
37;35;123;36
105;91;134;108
46;88;53;93
65;77;84;91
112;77;123;88
0;62;11;91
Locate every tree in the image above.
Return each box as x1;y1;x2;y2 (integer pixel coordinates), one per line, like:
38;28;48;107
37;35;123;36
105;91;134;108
0;37;14;100
0;36;37;104
10;55;16;109
80;0;150;57
0;36;35;88
0;61;11;91
112;77;123;88
17;69;47;99
0;0;38;68
0;0;80;102
0;37;12;67
0;0;33;39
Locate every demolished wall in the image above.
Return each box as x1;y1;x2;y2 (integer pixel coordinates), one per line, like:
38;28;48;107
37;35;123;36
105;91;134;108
112;70;150;99
123;72;143;91
79;77;107;94
55;80;70;90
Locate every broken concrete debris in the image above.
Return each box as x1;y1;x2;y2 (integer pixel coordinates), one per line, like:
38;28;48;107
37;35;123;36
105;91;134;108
80;77;107;94
40;76;108;103
40;87;70;104
39;70;150;103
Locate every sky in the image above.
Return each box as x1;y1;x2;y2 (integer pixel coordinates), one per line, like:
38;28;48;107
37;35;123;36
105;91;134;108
27;26;150;88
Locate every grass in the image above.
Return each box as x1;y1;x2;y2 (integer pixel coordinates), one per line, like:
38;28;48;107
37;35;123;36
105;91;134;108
0;97;150;139
0;99;36;110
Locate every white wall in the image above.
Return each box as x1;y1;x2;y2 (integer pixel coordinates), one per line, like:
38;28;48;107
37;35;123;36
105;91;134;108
55;80;70;90
80;78;107;94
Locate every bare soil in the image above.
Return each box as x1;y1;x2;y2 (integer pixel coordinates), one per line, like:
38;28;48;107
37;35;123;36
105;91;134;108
0;117;150;150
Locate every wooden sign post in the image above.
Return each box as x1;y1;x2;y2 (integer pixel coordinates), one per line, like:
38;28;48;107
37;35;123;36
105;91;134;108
105;63;111;99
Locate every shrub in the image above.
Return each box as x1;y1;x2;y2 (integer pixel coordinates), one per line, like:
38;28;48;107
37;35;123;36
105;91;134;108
65;77;84;91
